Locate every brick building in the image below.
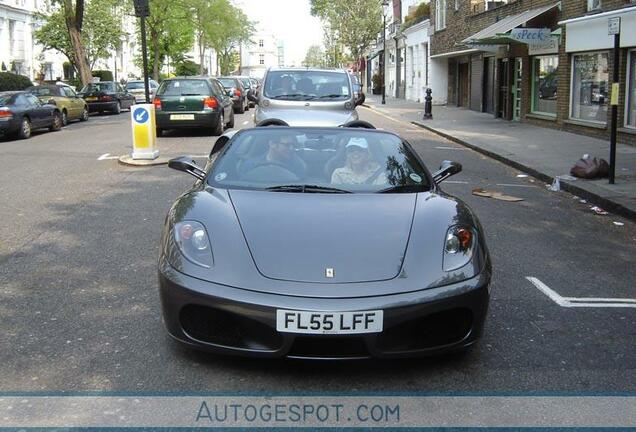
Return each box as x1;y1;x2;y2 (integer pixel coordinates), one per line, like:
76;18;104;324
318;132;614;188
430;0;636;145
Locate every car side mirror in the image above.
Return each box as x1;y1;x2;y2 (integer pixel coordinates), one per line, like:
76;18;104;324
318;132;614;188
433;160;462;183
209;136;230;158
247;93;258;103
168;156;206;180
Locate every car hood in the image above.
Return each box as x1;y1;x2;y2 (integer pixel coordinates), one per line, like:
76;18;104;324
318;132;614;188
228;190;416;284
255;107;358;127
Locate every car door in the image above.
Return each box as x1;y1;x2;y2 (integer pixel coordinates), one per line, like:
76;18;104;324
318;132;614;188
63;86;82;118
211;80;232;119
23;94;48;128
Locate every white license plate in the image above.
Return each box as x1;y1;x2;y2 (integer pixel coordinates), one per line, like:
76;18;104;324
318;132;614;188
85;97;97;101
170;114;194;120
276;310;383;334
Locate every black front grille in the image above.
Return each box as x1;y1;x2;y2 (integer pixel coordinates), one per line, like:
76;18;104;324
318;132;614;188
180;304;283;351
287;336;369;359
377;308;473;353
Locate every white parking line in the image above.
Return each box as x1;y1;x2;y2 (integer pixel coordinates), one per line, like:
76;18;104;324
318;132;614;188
434;146;467;150
496;183;537;188
97;153;120;161
443;180;469;184
526;277;636;308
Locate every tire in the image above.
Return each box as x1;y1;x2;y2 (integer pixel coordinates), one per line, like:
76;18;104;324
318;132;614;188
156;128;163;137
61;109;68;126
212;112;224;136
235;103;245;114
49;111;63;131
244;99;249;112
226;111;235;129
18;117;31;139
113;101;121;115
80;106;89;121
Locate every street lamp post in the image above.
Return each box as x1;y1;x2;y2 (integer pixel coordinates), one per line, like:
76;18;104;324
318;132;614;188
382;0;389;105
133;0;150;103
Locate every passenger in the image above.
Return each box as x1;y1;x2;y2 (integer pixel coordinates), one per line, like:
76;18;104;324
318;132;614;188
241;132;306;178
331;137;386;185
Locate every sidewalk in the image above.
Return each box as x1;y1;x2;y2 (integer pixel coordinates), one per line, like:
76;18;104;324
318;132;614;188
363;94;636;220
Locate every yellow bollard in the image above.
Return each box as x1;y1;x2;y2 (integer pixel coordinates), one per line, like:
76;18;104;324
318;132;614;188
130;104;159;160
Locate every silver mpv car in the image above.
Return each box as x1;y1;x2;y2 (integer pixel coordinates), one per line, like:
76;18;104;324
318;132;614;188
251;68;361;126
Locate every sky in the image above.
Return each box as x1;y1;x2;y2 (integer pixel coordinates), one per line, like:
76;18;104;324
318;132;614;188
233;0;325;66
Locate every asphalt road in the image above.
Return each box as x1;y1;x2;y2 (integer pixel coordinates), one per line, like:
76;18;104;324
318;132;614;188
0;106;634;392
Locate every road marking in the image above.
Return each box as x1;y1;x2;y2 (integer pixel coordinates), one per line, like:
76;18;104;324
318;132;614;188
359;105;412;127
443;180;469;184
526;277;636;308
97;153;120;161
187;154;209;158
496;183;537;188
242;121;249;125
434;146;467;150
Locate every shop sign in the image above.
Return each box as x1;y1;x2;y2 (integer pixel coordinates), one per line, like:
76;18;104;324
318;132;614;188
510;28;559;54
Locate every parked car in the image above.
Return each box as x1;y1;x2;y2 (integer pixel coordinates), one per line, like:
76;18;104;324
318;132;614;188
27;84;89;125
252;67;360;126
234;75;257;108
78;81;136;114
125;79;160;103
160;122;491;358
217;77;249;114
349;73;366;106
0;91;63;139
153;76;234;136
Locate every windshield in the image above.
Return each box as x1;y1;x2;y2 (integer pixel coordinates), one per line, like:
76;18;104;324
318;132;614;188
80;83;114;93
126;82;144;90
240;78;251;88
217;78;238;89
263;70;352;101
157;80;210;96
208;128;431;193
28;87;57;97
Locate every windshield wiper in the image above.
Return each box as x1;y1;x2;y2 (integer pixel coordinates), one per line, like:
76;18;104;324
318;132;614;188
269;94;316;100
318;94;347;99
180;93;204;96
376;184;425;194
266;184;351;193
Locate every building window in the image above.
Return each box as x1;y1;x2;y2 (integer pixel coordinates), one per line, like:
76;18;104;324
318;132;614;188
259;54;265;65
531;55;558;116
587;0;601;11
436;0;446;30
627;51;636;128
570;52;609;123
258;39;264;48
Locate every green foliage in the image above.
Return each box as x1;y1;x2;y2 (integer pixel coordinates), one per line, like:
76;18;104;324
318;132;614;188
174;60;201;76
372;72;382;89
208;0;255;76
0;72;34;91
403;2;430;29
34;0;125;70
310;0;382;64
92;70;114;81
302;45;326;68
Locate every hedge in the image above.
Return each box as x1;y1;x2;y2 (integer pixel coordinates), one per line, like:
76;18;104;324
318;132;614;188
92;70;114;82
0;72;34;91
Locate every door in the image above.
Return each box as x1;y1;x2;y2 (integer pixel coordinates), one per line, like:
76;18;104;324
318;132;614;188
497;59;511;120
512;58;522;121
24;94;49;127
483;57;495;114
458;62;470;108
62;86;80;117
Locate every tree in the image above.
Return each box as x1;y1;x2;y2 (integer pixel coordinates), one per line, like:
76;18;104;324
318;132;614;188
310;0;382;68
208;1;254;75
302;45;325;68
63;0;91;85
35;0;124;85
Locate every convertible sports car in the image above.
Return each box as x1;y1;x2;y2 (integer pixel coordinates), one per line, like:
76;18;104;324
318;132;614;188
159;121;491;359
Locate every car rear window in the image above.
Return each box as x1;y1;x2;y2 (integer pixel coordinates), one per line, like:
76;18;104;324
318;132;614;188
157;80;210;96
126;82;144;90
217;78;238;89
0;95;12;105
80;83;114;92
29;87;56;96
263;70;351;101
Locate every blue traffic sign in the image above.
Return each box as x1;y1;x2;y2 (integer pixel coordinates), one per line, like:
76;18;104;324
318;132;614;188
133;107;149;124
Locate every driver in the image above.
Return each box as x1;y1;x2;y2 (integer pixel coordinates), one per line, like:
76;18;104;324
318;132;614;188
240;132;306;178
331;137;386;185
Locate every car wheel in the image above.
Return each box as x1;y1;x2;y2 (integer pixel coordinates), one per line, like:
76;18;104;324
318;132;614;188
244;99;249;112
235;103;245;114
113;101;121;115
80;106;89;121
212;112;224;136
18;117;31;139
156;128;163;137
61;109;68;126
49;112;63;131
226;111;235;129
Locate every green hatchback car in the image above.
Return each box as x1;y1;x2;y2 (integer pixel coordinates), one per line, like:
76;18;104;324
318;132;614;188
153;77;234;137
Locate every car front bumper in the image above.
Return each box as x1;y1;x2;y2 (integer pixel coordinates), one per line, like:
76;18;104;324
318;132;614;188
159;258;490;359
155;111;221;129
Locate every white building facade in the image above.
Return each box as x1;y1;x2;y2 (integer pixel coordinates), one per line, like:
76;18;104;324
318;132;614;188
240;33;281;79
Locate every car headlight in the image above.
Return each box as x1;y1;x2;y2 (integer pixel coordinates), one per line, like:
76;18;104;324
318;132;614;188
172;221;213;268
443;226;475;272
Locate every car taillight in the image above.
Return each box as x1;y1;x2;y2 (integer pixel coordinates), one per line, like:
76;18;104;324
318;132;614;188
100;95;112;102
0;109;13;119
203;97;218;109
234;89;241;97
153;98;161;110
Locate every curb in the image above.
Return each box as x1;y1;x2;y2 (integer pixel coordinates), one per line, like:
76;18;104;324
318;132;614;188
410;120;636;221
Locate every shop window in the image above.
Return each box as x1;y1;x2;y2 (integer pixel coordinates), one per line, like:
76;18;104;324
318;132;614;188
627;51;636;128
531;55;558;116
570;52;609;124
587;0;601;11
436;0;446;30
